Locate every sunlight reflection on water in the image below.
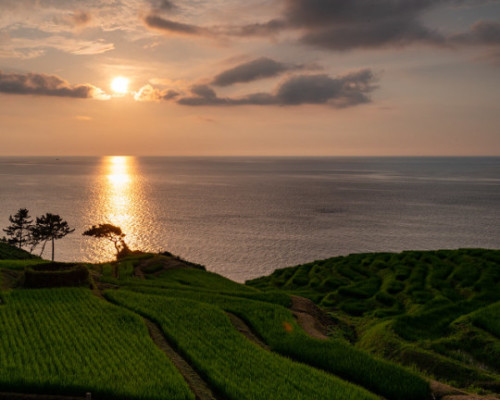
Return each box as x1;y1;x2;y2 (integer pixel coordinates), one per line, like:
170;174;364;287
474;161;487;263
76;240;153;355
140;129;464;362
86;156;150;260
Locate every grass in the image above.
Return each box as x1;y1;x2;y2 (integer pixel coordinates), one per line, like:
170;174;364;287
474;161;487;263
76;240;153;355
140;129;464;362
0;242;40;260
106;289;380;400
0;259;48;270
0;288;194;400
0;245;498;398
471;301;500;338
247;249;500;389
124;285;429;400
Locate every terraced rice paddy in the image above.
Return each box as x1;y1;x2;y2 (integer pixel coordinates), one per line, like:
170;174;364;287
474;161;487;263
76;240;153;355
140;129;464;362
247;249;500;389
106;289;380;400
1;247;499;399
0;288;193;400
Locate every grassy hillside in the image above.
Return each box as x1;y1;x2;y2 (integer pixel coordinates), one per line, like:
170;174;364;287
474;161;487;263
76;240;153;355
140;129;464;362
1;249;499;399
0;242;40;260
0;288;193;399
246;249;500;390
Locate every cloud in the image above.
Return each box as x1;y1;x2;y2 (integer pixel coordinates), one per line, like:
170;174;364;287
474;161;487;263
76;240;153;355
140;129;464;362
276;70;377;106
177;69;377;107
142;0;445;49
300;19;444;51
142;0;500;52
283;0;446;50
0;70;108;99
133;84;179;101
450;21;500;45
143;13;284;38
0;36;114;59
144;14;207;36
212;57;303;86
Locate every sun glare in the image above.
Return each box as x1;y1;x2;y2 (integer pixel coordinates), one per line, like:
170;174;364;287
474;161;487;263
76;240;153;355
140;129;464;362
111;77;129;94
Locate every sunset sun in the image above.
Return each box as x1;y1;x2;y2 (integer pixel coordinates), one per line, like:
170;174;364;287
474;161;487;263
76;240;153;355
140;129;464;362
111;77;129;94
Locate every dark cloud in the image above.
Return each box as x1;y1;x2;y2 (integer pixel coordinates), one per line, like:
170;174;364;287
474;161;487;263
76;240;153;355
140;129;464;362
212;57;303;86
190;84;217;98
143;13;283;38
283;0;437;27
0;70;102;98
143;0;446;49
284;0;445;50
163;89;179;100
143;0;500;52
275;70;377;106
178;69;377;107
301;19;443;50
144;14;206;35
450;21;500;45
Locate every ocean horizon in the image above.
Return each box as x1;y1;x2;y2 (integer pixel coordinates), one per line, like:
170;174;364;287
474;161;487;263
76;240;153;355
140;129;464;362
1;156;499;282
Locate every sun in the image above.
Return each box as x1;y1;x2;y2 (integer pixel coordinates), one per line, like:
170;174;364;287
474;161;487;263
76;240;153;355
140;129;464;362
111;77;129;94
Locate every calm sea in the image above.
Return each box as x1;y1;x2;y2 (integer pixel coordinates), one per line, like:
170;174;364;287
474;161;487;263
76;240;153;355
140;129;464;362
0;156;499;282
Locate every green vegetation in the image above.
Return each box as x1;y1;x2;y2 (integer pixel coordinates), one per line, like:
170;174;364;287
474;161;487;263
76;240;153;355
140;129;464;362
106;290;379;400
0;242;40;260
470;300;500;338
1;243;499;399
0;259;48;270
124;285;429;400
247;249;500;389
0;288;193;400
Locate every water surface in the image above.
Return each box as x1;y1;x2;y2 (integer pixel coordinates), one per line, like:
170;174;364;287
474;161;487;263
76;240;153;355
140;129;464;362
0;156;499;281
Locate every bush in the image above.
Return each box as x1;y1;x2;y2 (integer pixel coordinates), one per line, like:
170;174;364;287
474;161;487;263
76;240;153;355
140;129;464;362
23;264;90;288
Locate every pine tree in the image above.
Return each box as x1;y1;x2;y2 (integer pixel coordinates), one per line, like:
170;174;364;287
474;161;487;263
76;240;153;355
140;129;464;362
3;208;33;249
83;223;130;258
32;213;75;261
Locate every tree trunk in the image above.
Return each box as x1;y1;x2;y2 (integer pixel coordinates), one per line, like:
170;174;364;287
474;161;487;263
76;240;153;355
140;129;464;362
39;240;47;258
51;237;55;261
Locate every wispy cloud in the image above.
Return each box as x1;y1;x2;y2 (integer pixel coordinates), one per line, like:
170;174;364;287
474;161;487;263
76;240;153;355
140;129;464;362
0;36;114;59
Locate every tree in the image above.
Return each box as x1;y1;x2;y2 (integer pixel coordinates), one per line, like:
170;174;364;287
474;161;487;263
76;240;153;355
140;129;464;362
82;223;130;258
32;213;75;261
3;208;33;249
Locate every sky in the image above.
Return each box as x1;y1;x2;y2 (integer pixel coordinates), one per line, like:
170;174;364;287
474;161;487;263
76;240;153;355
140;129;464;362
1;0;500;156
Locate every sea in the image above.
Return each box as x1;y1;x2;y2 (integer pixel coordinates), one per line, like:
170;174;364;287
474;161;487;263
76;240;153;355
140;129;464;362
0;156;499;282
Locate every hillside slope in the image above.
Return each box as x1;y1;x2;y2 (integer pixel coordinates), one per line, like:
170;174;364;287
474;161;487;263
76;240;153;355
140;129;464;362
247;249;500;392
0;242;40;260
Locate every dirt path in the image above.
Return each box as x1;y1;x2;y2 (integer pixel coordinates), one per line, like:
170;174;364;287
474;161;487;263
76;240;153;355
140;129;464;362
143;317;222;400
288;296;500;400
93;289;221;400
226;312;270;350
290;295;333;340
431;381;499;400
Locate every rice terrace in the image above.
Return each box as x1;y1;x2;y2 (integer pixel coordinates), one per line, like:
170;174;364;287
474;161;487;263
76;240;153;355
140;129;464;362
0;237;499;400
